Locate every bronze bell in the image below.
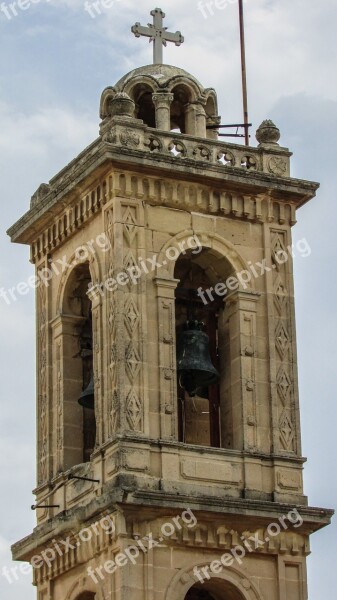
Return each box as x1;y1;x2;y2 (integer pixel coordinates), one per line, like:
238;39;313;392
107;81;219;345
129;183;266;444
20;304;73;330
177;320;219;397
78;372;95;410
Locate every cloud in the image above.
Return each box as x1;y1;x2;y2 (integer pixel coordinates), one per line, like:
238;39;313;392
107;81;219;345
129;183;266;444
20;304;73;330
0;102;97;158
0;100;97;227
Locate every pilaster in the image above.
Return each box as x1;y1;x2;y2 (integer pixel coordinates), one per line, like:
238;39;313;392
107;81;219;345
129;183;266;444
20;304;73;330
103;189;148;442
223;290;261;452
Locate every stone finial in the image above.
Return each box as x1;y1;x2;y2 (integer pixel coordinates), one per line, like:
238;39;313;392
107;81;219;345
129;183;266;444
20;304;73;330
30;183;51;208
256;120;281;146
108;92;135;118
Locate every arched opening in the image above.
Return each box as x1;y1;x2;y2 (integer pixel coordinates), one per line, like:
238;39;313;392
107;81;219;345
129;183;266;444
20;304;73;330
185;580;245;600
205;94;219;140
62;262;96;467
75;593;96;600
170;84;192;133
205;95;218;122
131;83;156;128
174;248;233;449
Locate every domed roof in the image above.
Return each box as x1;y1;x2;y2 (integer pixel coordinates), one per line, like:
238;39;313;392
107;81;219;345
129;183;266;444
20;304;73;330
100;63;219;127
114;64;206;95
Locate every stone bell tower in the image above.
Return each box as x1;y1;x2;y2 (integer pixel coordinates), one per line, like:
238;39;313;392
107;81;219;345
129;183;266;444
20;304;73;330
8;8;333;600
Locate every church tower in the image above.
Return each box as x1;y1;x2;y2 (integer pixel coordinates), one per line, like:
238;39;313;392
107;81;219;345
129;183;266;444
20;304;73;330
8;8;333;600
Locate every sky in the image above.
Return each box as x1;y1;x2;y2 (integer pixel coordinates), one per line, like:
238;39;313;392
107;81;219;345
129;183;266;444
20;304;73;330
0;0;336;598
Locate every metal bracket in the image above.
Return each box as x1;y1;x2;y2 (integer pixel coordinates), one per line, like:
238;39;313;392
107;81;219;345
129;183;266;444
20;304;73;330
31;504;60;511
68;474;100;483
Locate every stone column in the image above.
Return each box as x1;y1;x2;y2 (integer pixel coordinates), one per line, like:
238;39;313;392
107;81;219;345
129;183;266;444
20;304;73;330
155;277;180;440
195;101;207;137
222;290;261;452
185;101;207;137
152;92;174;131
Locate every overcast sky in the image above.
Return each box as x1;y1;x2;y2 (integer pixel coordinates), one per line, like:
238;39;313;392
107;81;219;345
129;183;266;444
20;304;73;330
0;1;336;598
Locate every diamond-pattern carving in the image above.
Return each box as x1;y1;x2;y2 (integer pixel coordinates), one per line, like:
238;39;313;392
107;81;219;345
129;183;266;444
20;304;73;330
124;250;139;288
273;276;288;313
272;232;286;257
124;249;137;270
271;232;287;270
279;410;294;451
277;367;292;405
126;389;142;431
271;230;297;453
275;321;290;358
124;297;140;335
125;342;141;382
123;206;138;245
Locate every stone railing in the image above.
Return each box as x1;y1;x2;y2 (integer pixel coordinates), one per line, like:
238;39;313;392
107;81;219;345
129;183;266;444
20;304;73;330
100;117;292;178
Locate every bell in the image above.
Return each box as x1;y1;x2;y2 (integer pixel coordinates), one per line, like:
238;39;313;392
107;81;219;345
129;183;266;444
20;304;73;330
78;372;95;410
177;321;219;397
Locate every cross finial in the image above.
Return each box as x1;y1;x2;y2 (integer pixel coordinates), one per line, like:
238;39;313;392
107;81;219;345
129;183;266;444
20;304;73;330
131;8;184;65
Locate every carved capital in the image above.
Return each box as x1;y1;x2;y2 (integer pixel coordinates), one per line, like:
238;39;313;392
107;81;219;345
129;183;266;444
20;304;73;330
152;92;174;109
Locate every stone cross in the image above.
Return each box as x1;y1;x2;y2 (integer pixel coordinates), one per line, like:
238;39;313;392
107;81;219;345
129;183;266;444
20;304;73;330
131;8;184;65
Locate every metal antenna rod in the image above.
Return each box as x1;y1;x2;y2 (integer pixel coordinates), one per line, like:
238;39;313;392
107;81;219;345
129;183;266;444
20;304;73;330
238;0;250;146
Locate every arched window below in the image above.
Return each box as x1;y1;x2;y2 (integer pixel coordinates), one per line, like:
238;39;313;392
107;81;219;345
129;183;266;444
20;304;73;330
185;587;216;600
185;580;245;600
75;593;96;600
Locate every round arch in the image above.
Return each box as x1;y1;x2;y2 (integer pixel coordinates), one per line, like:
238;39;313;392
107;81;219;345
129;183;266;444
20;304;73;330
122;74;159;98
166;75;203;101
156;230;255;292
129;82;157;128
165;562;263;600
56;250;102;315
205;88;219;118
100;86;117;119
65;575;105;600
54;255;102;468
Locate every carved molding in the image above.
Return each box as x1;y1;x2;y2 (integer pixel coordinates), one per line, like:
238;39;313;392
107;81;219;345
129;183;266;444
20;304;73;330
29;170;297;263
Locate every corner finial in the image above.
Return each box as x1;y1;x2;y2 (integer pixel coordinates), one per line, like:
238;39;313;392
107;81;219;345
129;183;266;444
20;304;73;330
256;120;281;146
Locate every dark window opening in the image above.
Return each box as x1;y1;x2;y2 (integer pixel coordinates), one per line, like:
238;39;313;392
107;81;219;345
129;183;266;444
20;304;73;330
78;310;96;463
131;84;156;128
65;263;96;465
185;581;245;600
185;588;217;600
175;257;223;448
